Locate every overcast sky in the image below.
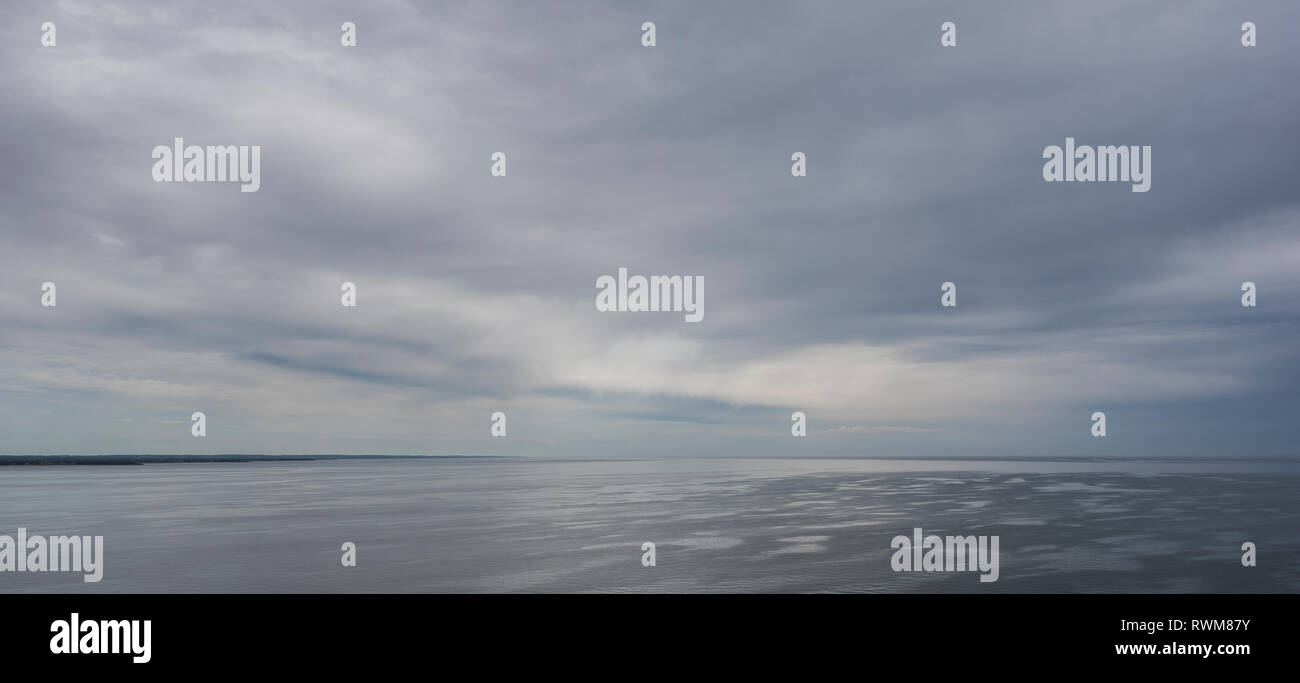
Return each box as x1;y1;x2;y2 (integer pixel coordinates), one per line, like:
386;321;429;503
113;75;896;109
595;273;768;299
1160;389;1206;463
2;1;1297;457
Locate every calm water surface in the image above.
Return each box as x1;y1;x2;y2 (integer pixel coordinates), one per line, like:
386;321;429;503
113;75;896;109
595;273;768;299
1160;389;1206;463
1;457;1296;593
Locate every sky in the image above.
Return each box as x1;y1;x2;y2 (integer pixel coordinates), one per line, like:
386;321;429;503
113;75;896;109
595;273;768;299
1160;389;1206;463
1;0;1297;458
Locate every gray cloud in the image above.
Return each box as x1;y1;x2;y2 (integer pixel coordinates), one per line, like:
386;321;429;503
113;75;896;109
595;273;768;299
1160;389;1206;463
1;0;1297;457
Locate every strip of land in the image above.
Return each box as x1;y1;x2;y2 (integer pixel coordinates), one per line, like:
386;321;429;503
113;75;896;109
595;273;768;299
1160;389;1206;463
0;454;496;466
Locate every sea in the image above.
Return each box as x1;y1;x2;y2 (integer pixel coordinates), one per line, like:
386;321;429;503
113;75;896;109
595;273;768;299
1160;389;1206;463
0;457;1297;593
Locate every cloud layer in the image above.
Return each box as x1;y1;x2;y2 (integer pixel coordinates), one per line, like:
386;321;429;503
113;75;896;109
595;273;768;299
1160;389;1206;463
2;1;1298;457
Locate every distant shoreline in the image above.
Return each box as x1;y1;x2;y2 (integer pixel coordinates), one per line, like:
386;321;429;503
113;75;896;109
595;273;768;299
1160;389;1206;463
0;454;1296;466
0;454;503;466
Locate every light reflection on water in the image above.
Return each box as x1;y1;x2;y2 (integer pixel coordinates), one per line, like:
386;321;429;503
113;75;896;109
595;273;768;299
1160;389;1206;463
0;457;1296;593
